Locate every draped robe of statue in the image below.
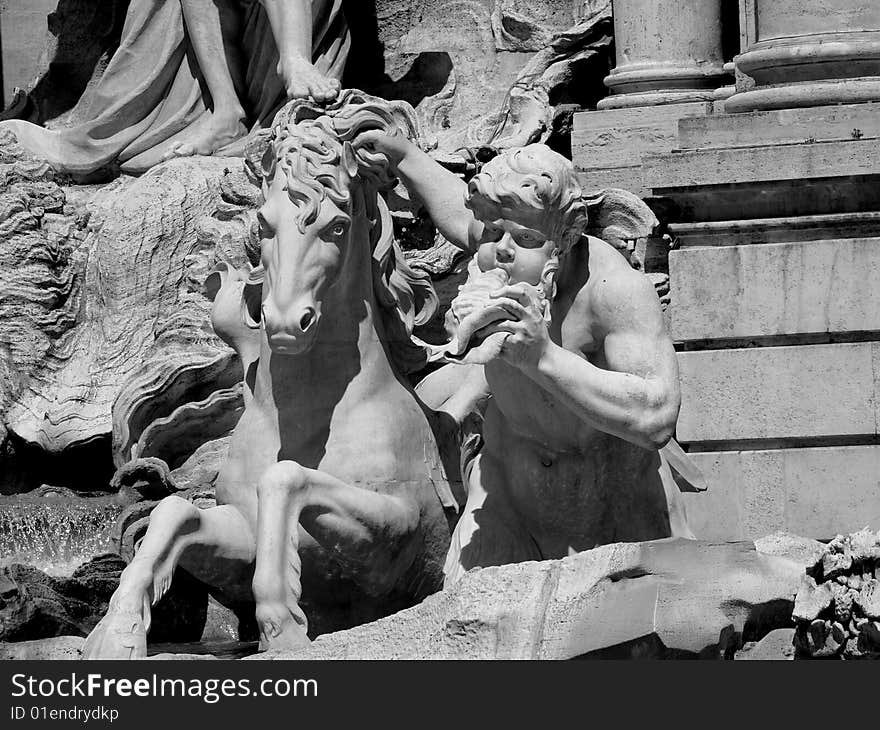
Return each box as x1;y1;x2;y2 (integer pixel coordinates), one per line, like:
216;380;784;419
1;0;349;175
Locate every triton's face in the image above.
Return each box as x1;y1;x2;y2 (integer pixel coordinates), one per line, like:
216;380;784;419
475;217;557;286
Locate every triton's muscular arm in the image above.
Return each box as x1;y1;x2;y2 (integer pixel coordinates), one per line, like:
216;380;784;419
355;131;481;253
487;263;680;451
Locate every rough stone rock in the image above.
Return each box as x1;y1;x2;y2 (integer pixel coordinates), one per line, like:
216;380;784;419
0;635;84;660
792;575;833;622
855;579;880;619
201;596;241;642
0;554;209;645
109;457;180;504
0;555;125;641
793;529;880;659
754;532;827;569
734;628;796;660
251;538;804;660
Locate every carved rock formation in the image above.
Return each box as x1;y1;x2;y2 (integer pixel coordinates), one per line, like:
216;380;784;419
250;537;807;660
0;144;243;489
0;134;83;491
345;0;614;159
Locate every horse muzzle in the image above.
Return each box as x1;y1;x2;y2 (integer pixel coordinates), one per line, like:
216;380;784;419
262;303;320;355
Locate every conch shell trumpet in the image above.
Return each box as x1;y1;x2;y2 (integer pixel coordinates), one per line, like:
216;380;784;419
419;255;556;365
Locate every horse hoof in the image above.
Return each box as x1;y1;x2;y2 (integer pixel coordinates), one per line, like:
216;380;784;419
82;610;148;660
258;625;311;652
256;603;310;652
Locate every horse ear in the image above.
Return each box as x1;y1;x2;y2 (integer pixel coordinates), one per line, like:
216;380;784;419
342;141;359;178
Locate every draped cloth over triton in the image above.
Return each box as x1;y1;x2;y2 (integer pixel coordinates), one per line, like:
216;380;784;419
0;0;350;175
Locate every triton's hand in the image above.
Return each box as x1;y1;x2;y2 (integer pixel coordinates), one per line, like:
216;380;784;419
479;284;551;371
354;129;413;172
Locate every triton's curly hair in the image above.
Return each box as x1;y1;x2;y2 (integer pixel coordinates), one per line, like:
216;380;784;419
466;144;588;252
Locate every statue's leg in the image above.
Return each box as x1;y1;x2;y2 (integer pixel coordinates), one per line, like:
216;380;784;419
443;454;539;586
83;497;255;659
259;0;341;101
162;0;248;159
252;461;421;651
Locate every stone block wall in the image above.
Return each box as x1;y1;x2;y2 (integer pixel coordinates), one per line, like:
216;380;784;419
645;102;880;541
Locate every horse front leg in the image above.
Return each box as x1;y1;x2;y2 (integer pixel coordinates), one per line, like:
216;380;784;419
252;461;422;652
83;498;255;659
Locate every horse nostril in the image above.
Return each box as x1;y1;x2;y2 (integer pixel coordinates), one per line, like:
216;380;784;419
300;308;316;332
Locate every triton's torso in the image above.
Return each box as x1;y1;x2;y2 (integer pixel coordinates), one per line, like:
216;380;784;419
477;238;676;555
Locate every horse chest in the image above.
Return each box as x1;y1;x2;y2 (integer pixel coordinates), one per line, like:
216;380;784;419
318;395;442;486
234;384;441;489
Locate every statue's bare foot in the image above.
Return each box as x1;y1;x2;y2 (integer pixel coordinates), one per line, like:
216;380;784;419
82;596;150;660
162;108;248;161
255;601;310;652
278;54;340;103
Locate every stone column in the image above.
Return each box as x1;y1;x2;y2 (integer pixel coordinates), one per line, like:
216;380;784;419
598;0;727;109
727;0;880;113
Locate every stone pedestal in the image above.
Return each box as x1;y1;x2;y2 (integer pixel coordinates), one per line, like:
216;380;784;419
572;102;712;196
727;0;880;112
598;0;727;109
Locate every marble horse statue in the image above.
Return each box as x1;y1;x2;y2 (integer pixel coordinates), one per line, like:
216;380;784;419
83;91;461;657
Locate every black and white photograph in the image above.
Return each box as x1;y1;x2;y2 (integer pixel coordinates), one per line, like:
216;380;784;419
0;1;877;716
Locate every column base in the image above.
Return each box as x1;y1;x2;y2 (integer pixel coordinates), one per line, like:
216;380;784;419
725;77;880;113
600;62;726;110
598;88;718;110
729;33;880;112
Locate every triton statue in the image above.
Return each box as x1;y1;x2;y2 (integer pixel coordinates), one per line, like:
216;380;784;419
357;133;696;584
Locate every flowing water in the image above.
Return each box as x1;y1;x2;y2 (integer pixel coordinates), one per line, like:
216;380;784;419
0;494;123;576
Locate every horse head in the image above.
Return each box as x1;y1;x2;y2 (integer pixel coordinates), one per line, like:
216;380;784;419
254;90;435;358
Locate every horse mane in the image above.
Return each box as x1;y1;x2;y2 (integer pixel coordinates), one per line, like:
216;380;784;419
259;90;438;374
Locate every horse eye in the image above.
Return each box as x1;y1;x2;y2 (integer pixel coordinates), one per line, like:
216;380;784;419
332;223;346;237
